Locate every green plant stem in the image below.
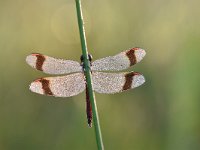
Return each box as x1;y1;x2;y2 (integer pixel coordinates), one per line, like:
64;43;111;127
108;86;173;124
75;0;104;150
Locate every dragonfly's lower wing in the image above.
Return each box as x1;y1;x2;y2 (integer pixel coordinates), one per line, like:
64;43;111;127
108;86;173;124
29;73;85;97
26;53;82;74
92;72;145;94
91;47;146;71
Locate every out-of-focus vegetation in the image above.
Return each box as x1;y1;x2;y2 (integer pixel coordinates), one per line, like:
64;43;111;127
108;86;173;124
0;0;200;149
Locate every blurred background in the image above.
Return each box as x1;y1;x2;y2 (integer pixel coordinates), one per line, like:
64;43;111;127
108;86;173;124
0;0;200;149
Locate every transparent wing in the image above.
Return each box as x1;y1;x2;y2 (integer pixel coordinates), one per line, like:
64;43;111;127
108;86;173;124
29;73;85;97
26;53;82;74
91;47;146;71
92;72;145;94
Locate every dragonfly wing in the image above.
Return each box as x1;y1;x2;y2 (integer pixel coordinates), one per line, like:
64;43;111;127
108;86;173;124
29;73;86;97
92;72;145;94
26;53;82;74
91;47;146;71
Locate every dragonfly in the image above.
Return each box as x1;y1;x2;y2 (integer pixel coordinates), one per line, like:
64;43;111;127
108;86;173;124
26;47;146;127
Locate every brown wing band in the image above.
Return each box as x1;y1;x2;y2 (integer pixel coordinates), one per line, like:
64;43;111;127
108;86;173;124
34;54;45;71
123;72;140;91
125;48;139;66
38;78;53;95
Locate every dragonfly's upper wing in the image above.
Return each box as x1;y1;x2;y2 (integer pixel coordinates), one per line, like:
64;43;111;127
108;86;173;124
92;72;145;94
91;47;146;71
26;53;82;74
29;73;85;97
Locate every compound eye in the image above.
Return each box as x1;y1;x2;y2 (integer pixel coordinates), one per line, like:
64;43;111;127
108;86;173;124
80;55;84;63
88;54;93;62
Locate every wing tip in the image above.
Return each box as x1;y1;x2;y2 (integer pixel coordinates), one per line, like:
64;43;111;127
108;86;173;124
123;72;145;90
26;54;37;68
26;53;45;71
132;72;145;88
132;47;146;63
29;78;55;96
26;53;42;65
125;47;146;66
29;79;44;95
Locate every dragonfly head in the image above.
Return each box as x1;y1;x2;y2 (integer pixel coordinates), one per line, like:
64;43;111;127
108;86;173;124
80;54;93;64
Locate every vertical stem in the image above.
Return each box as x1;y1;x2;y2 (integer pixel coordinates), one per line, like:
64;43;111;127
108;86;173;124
75;0;104;150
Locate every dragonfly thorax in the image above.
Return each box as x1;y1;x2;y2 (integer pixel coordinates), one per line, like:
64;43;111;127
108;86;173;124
80;54;93;63
80;54;93;67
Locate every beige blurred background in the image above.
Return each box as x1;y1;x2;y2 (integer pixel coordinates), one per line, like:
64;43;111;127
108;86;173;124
0;0;200;149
